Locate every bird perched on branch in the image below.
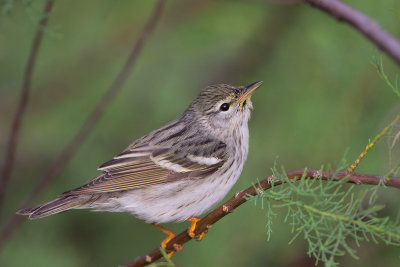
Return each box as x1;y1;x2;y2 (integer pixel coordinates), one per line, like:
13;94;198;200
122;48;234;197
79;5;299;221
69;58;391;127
17;81;263;256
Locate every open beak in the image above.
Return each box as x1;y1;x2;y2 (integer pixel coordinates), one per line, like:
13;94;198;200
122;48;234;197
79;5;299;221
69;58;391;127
238;81;263;104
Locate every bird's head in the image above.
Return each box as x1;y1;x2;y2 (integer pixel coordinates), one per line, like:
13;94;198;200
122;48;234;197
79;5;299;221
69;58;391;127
185;81;263;136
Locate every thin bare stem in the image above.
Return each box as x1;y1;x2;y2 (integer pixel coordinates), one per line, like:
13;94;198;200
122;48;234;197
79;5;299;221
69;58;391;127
385;161;400;183
0;0;55;213
0;0;165;250
305;0;400;65
123;170;400;267
348;114;400;174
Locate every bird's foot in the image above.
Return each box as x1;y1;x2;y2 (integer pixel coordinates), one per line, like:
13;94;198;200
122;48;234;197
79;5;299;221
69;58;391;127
187;216;208;240
152;223;183;257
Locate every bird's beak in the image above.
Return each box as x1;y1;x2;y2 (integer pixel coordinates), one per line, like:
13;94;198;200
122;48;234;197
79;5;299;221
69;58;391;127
238;81;263;104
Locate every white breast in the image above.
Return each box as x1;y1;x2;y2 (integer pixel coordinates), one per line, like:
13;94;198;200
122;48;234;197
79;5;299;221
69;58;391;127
92;115;250;223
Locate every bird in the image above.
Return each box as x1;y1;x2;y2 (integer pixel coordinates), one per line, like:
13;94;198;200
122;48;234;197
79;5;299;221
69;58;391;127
17;81;263;255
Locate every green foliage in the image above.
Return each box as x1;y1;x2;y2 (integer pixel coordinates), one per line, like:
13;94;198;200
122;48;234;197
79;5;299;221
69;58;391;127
147;262;175;267
1;0;400;266
373;56;400;98
369;56;400;203
147;247;176;267
377;59;400;179
247;165;400;266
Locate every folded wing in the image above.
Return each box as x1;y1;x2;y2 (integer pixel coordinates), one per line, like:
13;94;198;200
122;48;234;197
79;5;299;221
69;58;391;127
63;140;226;195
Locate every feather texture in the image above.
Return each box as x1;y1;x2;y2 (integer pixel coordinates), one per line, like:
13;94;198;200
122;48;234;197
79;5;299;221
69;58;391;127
16;82;262;222
16;196;89;219
62;139;226;195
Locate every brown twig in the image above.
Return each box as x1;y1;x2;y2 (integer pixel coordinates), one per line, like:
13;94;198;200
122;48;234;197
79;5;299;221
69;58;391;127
123;169;400;267
0;0;55;213
304;0;400;65
0;0;165;250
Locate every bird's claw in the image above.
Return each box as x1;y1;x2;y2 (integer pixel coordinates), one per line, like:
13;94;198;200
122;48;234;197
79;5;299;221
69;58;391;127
187;216;208;240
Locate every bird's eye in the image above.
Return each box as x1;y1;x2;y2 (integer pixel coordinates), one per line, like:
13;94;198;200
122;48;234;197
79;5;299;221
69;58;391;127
220;103;230;111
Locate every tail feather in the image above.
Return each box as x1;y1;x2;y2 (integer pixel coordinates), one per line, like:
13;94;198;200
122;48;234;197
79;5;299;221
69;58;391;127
16;196;87;220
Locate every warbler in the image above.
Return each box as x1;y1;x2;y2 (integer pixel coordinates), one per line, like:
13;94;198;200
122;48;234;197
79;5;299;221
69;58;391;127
17;81;262;252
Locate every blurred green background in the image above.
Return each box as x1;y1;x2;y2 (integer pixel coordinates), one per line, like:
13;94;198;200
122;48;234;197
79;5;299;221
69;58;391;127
1;0;400;266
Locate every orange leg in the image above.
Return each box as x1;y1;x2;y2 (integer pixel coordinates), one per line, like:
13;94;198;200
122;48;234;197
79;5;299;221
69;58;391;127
186;216;208;240
152;223;183;257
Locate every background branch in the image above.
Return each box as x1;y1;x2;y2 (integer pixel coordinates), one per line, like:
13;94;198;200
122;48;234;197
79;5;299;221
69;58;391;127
1;0;399;265
0;0;55;213
304;0;400;65
0;0;165;250
124;169;400;267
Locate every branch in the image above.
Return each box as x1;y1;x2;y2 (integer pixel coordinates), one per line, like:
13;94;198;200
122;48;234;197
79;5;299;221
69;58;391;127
304;0;400;65
0;0;55;212
123;169;400;267
348;114;400;173
0;0;165;250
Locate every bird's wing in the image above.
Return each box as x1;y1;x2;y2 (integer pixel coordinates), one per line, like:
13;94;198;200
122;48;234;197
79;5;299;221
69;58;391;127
63;140;226;195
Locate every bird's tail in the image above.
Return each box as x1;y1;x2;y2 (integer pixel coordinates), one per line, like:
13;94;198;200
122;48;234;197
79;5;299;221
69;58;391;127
16;195;88;220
